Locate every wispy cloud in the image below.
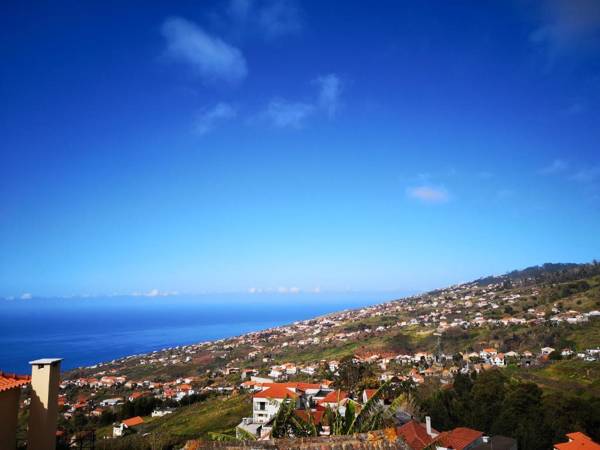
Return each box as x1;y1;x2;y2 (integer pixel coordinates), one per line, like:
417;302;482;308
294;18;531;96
248;286;302;294
228;0;302;39
530;0;600;60
264;99;314;128
406;185;450;204
132;289;179;297
20;292;32;300
476;171;494;179
570;166;600;183
161;17;247;83
565;101;586;115
195;102;237;135
539;159;569;175
261;73;343;128
496;189;515;200
314;74;342;118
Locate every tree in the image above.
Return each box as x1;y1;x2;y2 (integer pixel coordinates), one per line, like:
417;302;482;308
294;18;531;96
549;350;562;360
492;383;551;450
333;356;375;392
469;370;507;433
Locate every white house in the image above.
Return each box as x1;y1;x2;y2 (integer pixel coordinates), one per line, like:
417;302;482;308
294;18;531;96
151;408;175;417
113;416;144;437
252;385;300;423
491;354;505;367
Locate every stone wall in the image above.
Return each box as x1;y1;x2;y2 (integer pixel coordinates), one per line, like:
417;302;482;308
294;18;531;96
184;428;412;450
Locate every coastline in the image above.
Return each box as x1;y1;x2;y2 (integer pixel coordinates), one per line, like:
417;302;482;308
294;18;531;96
2;292;409;373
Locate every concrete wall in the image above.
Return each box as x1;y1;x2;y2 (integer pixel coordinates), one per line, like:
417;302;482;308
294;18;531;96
28;359;61;450
184;428;413;450
0;388;20;450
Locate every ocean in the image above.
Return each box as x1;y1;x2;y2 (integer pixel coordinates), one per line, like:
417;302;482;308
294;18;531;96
0;292;406;373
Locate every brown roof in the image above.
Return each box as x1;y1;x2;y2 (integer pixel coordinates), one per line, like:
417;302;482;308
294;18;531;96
122;416;144;428
294;409;327;425
396;420;437;450
436;427;483;450
0;371;30;393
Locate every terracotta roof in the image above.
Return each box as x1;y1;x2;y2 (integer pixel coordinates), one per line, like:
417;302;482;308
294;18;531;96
555;433;600;450
281;382;321;390
294;409;327;425
319;390;348;404
122;416;144;428
254;385;298;400
436;427;483;450
396;420;437;450
129;392;145;399
0;371;30;393
363;389;377;400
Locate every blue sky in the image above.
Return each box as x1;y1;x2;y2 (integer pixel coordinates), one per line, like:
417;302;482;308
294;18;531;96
1;0;600;299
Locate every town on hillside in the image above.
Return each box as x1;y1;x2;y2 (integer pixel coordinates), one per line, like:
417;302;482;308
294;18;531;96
4;263;600;449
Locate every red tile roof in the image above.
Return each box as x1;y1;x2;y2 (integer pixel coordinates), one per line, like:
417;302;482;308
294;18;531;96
122;416;144;428
0;371;30;393
396;420;437;450
294;409;327;425
319;390;348;404
436;427;483;450
555;432;600;450
281;382;321;390
254;384;298;400
363;389;377;401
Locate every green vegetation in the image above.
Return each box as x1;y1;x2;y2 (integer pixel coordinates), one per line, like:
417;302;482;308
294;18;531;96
416;370;600;450
144;393;251;440
514;360;600;396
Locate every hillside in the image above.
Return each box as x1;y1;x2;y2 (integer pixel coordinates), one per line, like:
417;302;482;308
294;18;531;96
54;261;600;449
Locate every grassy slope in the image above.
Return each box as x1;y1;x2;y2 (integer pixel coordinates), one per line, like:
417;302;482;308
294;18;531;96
512;360;600;397
144;393;251;440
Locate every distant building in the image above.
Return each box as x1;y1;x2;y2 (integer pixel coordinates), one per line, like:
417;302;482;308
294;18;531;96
554;432;600;450
113;416;144;437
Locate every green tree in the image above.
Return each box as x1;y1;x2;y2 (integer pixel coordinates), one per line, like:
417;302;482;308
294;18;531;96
333;356;375;392
469;370;507;432
492;383;551;450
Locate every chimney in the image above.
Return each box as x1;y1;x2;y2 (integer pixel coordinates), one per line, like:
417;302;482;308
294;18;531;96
27;358;62;450
426;416;433;437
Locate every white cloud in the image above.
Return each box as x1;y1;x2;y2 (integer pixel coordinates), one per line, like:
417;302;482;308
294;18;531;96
229;0;253;21
20;292;32;300
530;0;600;58
132;289;178;297
261;73;343;128
570;166;600;183
539;159;568;175
314;74;342;118
161;17;247;83
195;102;237;135
249;286;301;294
406;185;449;204
265;99;314;128
227;0;302;39
258;0;302;38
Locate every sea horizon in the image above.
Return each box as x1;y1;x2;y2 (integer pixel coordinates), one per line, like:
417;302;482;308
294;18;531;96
0;291;412;374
